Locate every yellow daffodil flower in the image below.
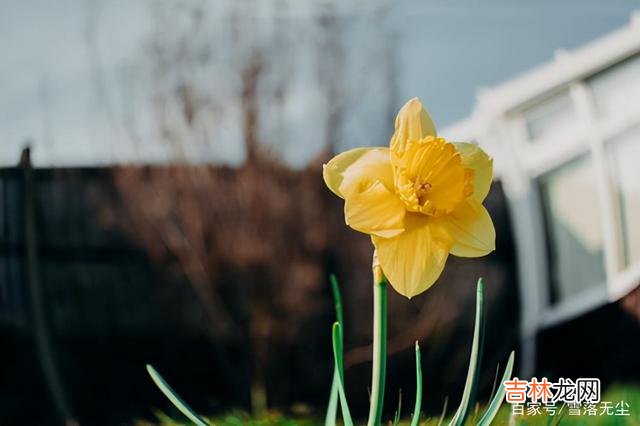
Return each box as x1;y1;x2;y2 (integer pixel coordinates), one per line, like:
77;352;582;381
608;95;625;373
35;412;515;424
323;98;495;298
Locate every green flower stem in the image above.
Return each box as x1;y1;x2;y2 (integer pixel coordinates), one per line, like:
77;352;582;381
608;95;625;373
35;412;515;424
367;257;388;426
411;342;423;426
326;275;346;426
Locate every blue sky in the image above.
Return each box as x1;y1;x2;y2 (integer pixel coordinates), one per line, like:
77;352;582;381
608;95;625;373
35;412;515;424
0;0;637;167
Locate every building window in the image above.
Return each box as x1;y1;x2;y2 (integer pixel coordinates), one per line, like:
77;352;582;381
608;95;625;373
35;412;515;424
588;54;640;119
523;90;576;141
607;125;640;267
539;155;606;304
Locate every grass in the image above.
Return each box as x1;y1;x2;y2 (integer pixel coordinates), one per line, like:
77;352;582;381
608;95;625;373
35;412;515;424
136;410;317;426
137;384;640;425
489;384;640;425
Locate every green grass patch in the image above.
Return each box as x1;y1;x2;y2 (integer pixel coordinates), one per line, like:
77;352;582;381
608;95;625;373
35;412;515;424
140;384;640;425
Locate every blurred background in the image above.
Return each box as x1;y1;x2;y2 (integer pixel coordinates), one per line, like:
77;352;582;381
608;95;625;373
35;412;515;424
1;1;639;424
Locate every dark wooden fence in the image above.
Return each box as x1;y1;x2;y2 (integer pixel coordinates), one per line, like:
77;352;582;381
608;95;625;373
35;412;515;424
0;165;26;326
1;150;246;425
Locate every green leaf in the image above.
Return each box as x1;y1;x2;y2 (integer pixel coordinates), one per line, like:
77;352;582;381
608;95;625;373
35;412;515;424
325;370;339;426
449;278;486;426
411;341;423;426
146;364;209;426
330;274;344;328
437;397;449;426
332;322;354;426
477;351;515;426
393;389;402;426
325;275;345;426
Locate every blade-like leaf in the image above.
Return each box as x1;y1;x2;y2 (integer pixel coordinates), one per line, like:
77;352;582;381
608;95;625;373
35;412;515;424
437;397;449;426
332;322;354;426
146;364;209;426
411;341;423;426
325;275;345;426
393;389;402;426
477;351;515;426
450;278;486;426
325;372;339;426
325;373;340;426
330;274;344;328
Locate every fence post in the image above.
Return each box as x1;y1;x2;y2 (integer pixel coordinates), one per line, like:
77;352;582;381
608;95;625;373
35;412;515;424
21;147;76;424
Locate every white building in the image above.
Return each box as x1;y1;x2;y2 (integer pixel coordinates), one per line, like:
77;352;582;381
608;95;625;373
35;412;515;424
443;11;640;375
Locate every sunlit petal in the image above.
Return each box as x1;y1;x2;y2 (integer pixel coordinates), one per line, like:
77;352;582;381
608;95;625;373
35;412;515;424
437;199;495;257
344;181;405;238
390;98;437;157
372;214;450;298
339;148;394;196
453;142;493;202
323;147;379;198
323;147;393;199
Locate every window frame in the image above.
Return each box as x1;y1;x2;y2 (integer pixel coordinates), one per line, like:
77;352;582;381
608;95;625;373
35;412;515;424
507;75;640;329
537;153;608;307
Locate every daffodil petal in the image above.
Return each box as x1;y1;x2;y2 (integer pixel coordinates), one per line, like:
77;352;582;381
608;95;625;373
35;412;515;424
339;148;394;196
453;142;493;202
323;147;392;198
372;214;449;298
344;181;406;238
438;199;495;257
390;98;437;157
323;147;376;198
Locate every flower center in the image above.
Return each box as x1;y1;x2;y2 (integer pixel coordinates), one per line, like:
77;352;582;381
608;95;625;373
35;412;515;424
394;137;474;217
414;181;432;205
